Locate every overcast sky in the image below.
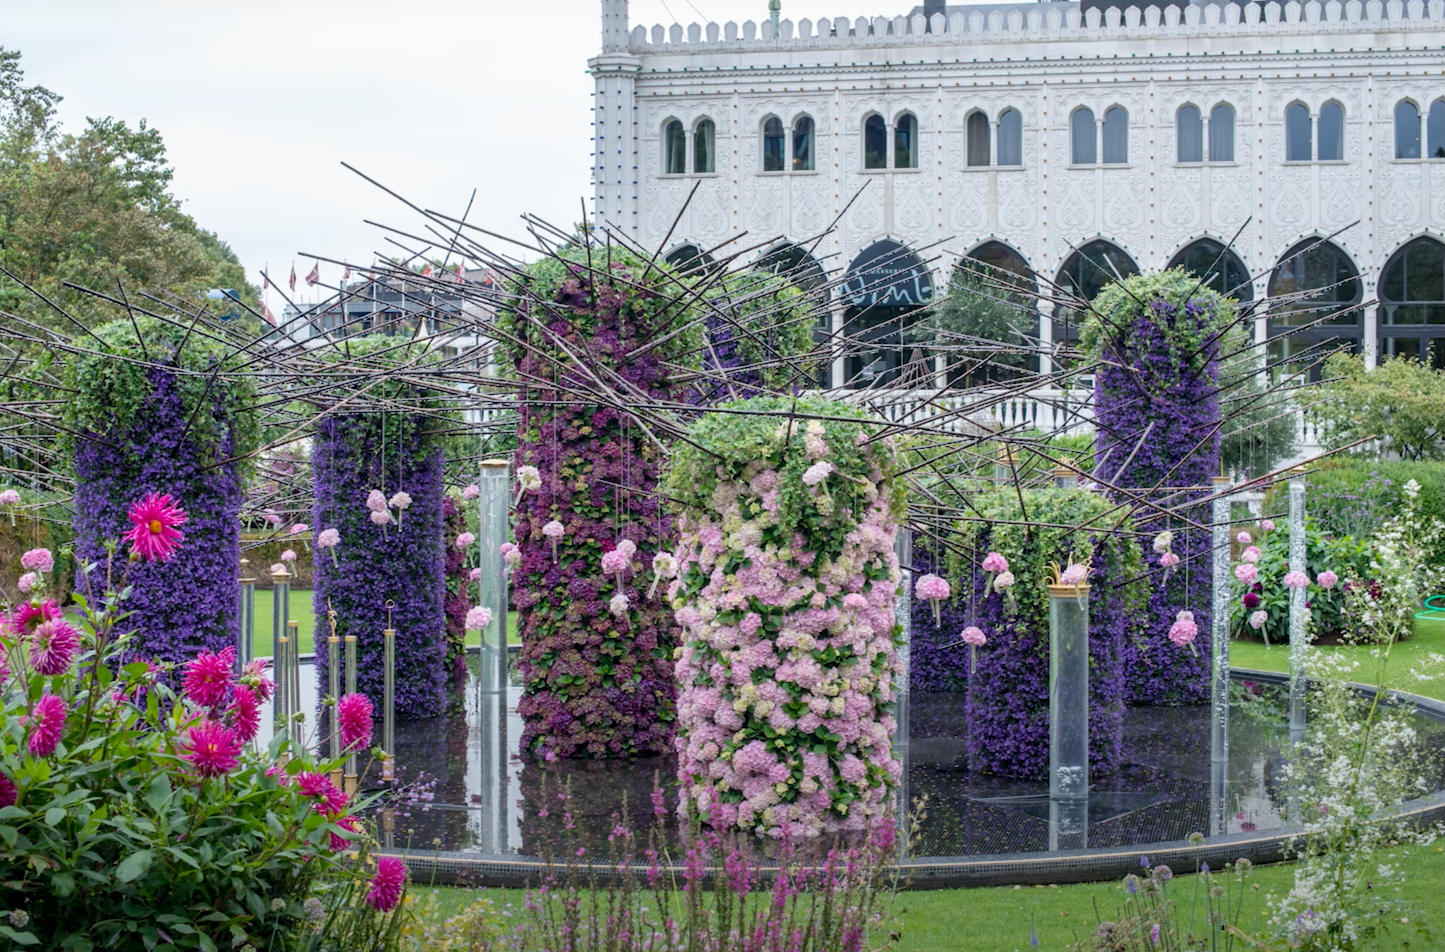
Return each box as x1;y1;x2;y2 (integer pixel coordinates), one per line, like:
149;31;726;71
2;0;891;310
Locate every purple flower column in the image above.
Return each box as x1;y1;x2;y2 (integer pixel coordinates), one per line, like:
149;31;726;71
1093;292;1224;707
312;415;446;719
73;369;242;664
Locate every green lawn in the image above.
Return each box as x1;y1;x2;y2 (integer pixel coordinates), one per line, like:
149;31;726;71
411;841;1445;951
1231;614;1445;701
241;589;516;658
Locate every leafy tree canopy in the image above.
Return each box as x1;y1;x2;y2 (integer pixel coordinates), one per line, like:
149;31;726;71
1312;351;1445;461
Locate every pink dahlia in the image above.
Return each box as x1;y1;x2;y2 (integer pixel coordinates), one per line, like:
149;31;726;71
365;856;407;911
229;685;261;743
124;493;188;562
465;606;492;631
1317;570;1339;590
30;618;80;676
180;721;242;778
8;599;59;637
241;658;275;702
28;693;67;757
298;771;349;817
981;552;1009;574
1283;571;1310;590
20;548;53;574
329;813;360;851
337;692;373;751
0;772;15;809
183;646;236;709
1168;611;1199;647
961;626;987;647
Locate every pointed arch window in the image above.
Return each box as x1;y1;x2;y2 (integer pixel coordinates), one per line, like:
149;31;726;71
998;108;1022;167
894;113;918;169
1054;240;1139;345
1318;103;1345;161
1285;103;1312;161
762;117;786;172
1071;108;1096;165
1430;100;1445;159
1395;101;1421;160
793;116;815;170
1267;239;1362;380
864;114;887;169
1177;106;1203;163
966;111;990;167
694;119;715;173
1379;236;1445;370
1209;104;1235;162
1168;238;1253;302
1102;107;1128;164
664;120;686;174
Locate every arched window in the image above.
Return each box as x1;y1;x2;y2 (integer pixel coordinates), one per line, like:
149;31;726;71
966;111;990;167
840;240;933;388
1102;107;1128;164
1168;238;1253;302
944;241;1040;385
1285;103;1312;161
757;242;829;384
694;119;715;173
763;117;786;172
864;114;887;169
1054;240;1139;345
1177;105;1203;163
998;108;1022;167
664;243;716;275
1379;236;1445;369
1430;100;1445;159
1395;101;1422;160
1210;104;1235;162
1071;108;1096;165
665;120;686;174
895;113;918;169
1267;239;1362;379
793;116;815;171
1318;102;1344;161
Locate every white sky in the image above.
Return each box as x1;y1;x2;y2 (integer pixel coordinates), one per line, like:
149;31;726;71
2;0;893;310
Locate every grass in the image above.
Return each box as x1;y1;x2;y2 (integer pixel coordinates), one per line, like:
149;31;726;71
1231;614;1445;701
408;841;1445;951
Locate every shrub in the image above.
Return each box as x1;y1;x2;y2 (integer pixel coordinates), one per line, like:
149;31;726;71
698;268;816;400
1271;459;1445;567
1228;521;1373;646
1311;352;1445;461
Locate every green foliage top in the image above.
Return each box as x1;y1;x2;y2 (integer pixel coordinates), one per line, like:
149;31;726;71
1081;269;1239;371
665;396;905;542
1312;352;1445;461
910;260;1037;380
314;334;453;459
705;268;817;390
59;314;259;468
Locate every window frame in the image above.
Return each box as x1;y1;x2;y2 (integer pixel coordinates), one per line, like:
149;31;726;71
761;115;786;173
693;117;716;175
893;111;920;170
1395;99;1422;161
863;112;888;170
1101;106;1129;165
1266;237;1363;381
1208;103;1236;163
966;109;991;168
997;108;1023;168
1176;104;1204;164
792;115;816;172
663;118;687;176
1284;102;1314;163
1070;106;1097;166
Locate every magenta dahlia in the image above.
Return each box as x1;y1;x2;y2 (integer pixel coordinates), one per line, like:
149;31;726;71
183;646;236;709
27;694;67;757
0;772;16;809
180;721;242;778
229;685;261;743
328;813;361;851
364;856;407;911
7;599;59;638
30;618;80;676
240;658;274;703
336;693;373;751
123;493;188;562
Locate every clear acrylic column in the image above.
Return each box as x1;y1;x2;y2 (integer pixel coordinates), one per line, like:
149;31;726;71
892;529;911;856
1048;580;1089;852
478;460;510;695
239;558;255;673
270;564;291;736
1210;476;1234;835
1288;469;1308;734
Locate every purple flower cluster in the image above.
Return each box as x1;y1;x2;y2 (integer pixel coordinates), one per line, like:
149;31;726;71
311;414;446;719
1093;288;1224;707
509;255;682;759
73;368;242;666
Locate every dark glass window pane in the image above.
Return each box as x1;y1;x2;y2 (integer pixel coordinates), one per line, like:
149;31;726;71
1380;238;1445;325
864;115;887;169
1177;106;1203;163
694;119;715;173
1210;104;1235;162
1428;100;1445;159
1102;107;1128;164
1054;240;1139;335
1319;103;1344;161
998;109;1022;166
1268;240;1361;326
665;121;686;174
1168;238;1253;302
763;117;785;172
967;112;990;166
895;114;917;168
1395;101;1421;159
792;117;814;170
1286;103;1312;161
1071;108;1096;164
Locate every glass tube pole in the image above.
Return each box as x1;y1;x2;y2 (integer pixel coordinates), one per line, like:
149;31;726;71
286;620;301;748
479;459;510;695
344;634;358;796
239;558;255;674
1210;476;1233;766
383;626;396;784
328;630;341;787
270;564;291;738
1048;581;1089;852
1288;470;1307;734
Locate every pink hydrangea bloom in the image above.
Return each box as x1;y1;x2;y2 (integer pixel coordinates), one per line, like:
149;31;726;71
993;571;1015;592
337;693;374;750
1283;571;1310;590
1168;611;1198;647
981;552;1009;574
915;574;951;602
455;532;476;550
843;593;869;611
1249;610;1268;630
609;593;630;616
468;567;482;581
183;646;236;709
1261;520;1275;532
1234;564;1258;585
365;856;407;911
124;493;188;562
317;528;340;548
291;523;309;535
28;693;66;757
801;461;833;486
20;548;52;574
961;626;987;647
1236;531;1252;546
280;549;297;563
1159;552;1180;569
0;489;19;505
229;685;261;743
465;606;493;630
366;490;388;512
1241;546;1261;564
1059;562;1089;586
180;721;242;778
601;549;630;575
30;619;80;676
462;483;480;500
369;510;391;526
389;491;412;511
1316;570;1339;590
16;572;36;594
542;520;565;539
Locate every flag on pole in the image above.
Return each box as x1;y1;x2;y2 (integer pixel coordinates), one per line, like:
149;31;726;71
453;263;465;283
422;262;435;278
342;264;351;280
289;264;296;293
262;303;277;327
262;272;270;291
305;263;320;287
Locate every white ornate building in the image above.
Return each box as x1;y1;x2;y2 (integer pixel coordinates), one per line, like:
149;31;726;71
590;0;1445;394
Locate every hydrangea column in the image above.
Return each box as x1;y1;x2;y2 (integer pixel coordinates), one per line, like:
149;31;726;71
1087;273;1232;707
667;397;905;838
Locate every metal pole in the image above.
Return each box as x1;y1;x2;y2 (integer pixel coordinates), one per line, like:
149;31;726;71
239;558;255;674
328;628;341;788
271;564;291;738
1288;468;1307;734
344;633;358;797
892;529;911;860
1048;579;1089;852
1210;475;1234;837
383;625;396;784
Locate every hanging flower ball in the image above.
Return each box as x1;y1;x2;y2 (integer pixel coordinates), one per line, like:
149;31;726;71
981;552;1009;574
1249;610;1268;630
993;571;1015;593
500;542;522;569
1282;571;1310;590
269;563;287;576
517;465;542;492
615;538;637;560
961;625;987;647
1059;561;1090;587
608;592;630;617
601;548;630;576
16;572;37;595
801;461;833;487
317;528;340;548
541;520;565;539
389;491;412;528
648;551;677;598
369;510;392;527
1236;531;1252;546
1260;519;1276;532
465;606;493;631
1159;552;1181;569
291;523;309;535
124;493;188;562
1152;531;1174;554
1317;570;1339;590
462;483;480;500
455;531;476;551
20;549;53;574
1168;610;1198;648
1241;546;1261;564
280;549;297;564
0;489;19;506
916;574;951;625
1234;563;1257;584
365;490;388;512
468;567;482;581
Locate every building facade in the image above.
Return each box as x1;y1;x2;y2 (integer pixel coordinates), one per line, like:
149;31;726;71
590;0;1445;389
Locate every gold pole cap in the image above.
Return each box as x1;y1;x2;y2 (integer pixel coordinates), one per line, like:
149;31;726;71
1053;463;1076;478
1046;581;1091;597
286;619;299;630
1289;465;1308;477
1213;475;1233;487
480;459;509;468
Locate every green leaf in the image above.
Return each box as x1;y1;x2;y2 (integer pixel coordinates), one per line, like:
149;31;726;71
146;773;172;814
0;925;39;945
45;807;66;827
116;849;153;883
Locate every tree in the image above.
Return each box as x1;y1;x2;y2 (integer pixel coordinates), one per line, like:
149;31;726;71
909;259;1036;385
0;47;255;333
1312;352;1445;460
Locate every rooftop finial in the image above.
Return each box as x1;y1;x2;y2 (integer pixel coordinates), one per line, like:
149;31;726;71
769;0;781;31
